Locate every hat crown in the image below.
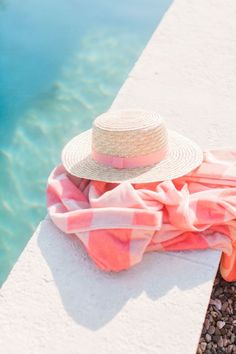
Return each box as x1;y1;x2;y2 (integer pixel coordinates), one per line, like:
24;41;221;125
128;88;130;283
94;110;163;131
62;109;203;182
92;110;168;159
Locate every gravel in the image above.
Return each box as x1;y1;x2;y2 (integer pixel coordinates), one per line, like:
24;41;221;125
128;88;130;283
197;268;236;354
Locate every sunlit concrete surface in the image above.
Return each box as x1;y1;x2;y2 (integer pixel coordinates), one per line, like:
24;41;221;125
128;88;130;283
0;219;220;353
1;0;236;352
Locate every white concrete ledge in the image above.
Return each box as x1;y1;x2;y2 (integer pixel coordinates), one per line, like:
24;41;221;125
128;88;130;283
0;218;220;354
2;0;236;353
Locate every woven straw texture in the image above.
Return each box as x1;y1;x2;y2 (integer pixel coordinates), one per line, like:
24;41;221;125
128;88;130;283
94;110;162;131
61;129;203;183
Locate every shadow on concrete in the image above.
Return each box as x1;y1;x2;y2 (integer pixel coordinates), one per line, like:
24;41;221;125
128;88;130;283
38;217;218;330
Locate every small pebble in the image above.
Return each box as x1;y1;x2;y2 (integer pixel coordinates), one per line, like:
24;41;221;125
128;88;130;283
227;344;236;354
230;333;235;343
225;323;233;329
208;325;215;335
212;334;219;342
217;320;225;329
210;298;222;311
211;311;218;318
205;333;211;342
227;344;234;354
217;336;224;348
221;327;226;335
204;318;210;330
200;342;207;351
223;337;228;347
222;302;228;312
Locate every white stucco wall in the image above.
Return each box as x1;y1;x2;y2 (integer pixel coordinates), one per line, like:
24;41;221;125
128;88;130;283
1;0;236;353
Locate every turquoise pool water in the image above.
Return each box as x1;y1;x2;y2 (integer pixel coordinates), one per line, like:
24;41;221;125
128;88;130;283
0;0;172;285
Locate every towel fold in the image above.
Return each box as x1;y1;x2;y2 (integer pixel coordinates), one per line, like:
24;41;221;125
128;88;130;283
46;148;236;282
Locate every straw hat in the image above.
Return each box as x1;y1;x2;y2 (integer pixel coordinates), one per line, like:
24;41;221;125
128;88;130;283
61;110;203;183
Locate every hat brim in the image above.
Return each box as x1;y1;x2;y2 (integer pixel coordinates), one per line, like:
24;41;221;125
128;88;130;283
61;129;203;183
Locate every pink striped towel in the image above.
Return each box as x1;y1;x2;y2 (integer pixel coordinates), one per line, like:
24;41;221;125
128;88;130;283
46;148;236;282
